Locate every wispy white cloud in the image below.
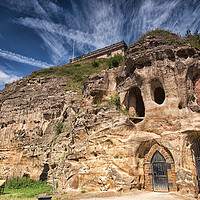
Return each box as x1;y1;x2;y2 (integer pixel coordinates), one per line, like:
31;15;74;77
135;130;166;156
14;17;79;63
14;1;123;63
1;0;200;66
16;18;90;43
0;69;21;90
0;48;52;68
0;0;50;19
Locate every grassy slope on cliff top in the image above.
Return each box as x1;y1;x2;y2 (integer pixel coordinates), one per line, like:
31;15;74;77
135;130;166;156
28;59;109;92
7;29;199;94
134;29;200;48
27;54;123;93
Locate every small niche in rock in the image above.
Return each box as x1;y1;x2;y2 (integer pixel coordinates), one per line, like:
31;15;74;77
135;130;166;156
154;87;165;104
177;49;188;59
92;93;103;105
194;75;200;106
23;173;30;178
125;87;145;124
178;101;183;109
151;79;165;105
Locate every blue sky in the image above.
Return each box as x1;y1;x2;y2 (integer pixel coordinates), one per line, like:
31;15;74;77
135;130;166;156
0;0;200;90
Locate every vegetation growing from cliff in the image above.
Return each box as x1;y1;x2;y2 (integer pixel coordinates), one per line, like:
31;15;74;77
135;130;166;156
0;177;52;199
106;54;123;69
184;29;200;48
27;55;123;93
55;121;64;135
107;94;137;117
107;93;121;109
134;28;200;48
29;59;109;92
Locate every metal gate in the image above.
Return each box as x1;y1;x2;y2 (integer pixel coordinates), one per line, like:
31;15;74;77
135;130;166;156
152;151;169;192
191;137;200;191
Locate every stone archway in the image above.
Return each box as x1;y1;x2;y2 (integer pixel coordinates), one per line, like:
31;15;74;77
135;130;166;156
143;144;177;192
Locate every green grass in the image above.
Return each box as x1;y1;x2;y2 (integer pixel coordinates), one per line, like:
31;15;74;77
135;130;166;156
55;121;64;135
0;177;53;199
29;59;109;92
135;29;186;46
132;28;200;49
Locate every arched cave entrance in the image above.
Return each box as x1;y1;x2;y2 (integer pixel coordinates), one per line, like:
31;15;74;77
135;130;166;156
186;68;200;112
143;144;176;192
151;151;168;192
191;136;200;192
126;87;145;118
151;79;165;105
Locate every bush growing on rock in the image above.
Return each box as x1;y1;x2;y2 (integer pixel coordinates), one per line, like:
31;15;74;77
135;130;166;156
107;93;121;109
107;54;123;69
92;61;99;68
55;121;63;135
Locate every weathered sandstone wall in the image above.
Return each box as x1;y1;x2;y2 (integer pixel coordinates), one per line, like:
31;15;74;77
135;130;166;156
1;34;200;196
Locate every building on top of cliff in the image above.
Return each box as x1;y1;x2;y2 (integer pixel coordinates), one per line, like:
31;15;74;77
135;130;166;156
69;41;128;63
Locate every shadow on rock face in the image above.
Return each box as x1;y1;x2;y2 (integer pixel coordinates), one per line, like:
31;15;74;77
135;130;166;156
40;163;49;181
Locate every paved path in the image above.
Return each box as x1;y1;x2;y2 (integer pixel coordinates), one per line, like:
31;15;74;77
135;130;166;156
79;191;195;200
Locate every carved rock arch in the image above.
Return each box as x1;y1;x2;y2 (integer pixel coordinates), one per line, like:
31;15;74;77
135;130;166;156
143;143;177;192
186;64;200;111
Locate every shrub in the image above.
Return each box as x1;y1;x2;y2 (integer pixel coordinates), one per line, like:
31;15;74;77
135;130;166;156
185;29;192;38
184;29;200;48
107;54;123;69
55;121;63;135
92;61;99;68
107;94;136;117
56;182;59;189
107;93;121;109
73;116;77;122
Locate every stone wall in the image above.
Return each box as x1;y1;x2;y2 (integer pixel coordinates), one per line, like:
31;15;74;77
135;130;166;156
70;41;127;63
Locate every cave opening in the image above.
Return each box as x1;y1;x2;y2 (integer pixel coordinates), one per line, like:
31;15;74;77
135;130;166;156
151;79;165;105
39;163;49;181
127;87;145;118
154;87;165;104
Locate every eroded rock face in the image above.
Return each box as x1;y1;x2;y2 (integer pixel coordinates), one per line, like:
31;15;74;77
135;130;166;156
1;34;200;196
82;35;200;195
0;76;81;180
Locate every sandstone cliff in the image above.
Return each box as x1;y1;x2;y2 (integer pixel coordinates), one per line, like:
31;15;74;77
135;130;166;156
1;31;200;196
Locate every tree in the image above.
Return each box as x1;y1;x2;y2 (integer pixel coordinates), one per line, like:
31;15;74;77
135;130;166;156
194;29;200;40
185;29;192;38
